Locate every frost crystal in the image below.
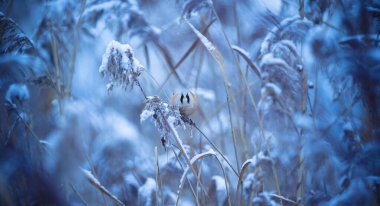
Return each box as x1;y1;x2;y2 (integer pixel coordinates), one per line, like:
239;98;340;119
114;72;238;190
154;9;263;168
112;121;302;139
99;40;143;92
140;96;183;148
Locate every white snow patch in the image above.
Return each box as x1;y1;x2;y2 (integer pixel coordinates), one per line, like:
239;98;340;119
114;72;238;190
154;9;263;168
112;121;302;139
140;109;155;123
211;175;227;206
190;148;216;164
5;84;30;108
138;178;156;205
81;168;100;185
294;114;313;129
259;53;291;70
195;88;215;101
265;83;282;97
167;115;177;126
231;45;250;57
104;110;139;141
212;175;227;191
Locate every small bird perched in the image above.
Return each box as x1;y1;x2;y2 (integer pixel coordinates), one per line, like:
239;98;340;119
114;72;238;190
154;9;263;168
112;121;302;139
170;91;198;117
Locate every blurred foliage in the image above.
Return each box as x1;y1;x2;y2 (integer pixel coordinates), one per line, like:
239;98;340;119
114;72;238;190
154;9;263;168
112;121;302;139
0;0;379;205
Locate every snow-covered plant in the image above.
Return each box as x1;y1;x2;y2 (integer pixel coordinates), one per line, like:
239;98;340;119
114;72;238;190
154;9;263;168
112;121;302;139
243;173;263;200
0;12;34;54
140;96;183;148
5;83;30;111
258;17;312;117
1;1;380;205
3;83;30;144
0;12;45;84
208;175;228;206
252;192;280;206
138;178;157;206
34;0;77;68
254;15;325;204
82;0;157;41
46;100;141;204
177;0;213;18
99;40;144;92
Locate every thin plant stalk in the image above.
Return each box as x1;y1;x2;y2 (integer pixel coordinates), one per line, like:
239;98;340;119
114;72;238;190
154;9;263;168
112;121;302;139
68;0;86;94
70;183;89;206
171;147;200;206
158;19;215;92
49;26;63;115
210;6;284;204
81;168;125;206
154;147;163;206
185;19;241;174
192;123;239;177
175;149;231;206
166;119;209;200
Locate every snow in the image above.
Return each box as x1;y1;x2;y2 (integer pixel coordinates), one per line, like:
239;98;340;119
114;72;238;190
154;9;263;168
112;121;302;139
259;53;292;71
231;45;250;57
99;40;132;73
81;168;100;185
139;178;156;194
260;16;312;54
99;40;144;91
195;88;215;101
138;178;156;206
83;1;129;18
140;109;155;122
212;175;226;191
241;151;271;170
243;173;262;199
186;19;216;53
264;82;282;97
5;83;30;109
104;109;139;141
211;175;227;206
3;1;380;205
167;115;177;126
294;114;313;129
190;149;216;164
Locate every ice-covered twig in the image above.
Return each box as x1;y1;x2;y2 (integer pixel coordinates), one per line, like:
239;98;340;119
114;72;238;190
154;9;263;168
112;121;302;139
231;45;261;78
81;168;125;206
140;96;183;148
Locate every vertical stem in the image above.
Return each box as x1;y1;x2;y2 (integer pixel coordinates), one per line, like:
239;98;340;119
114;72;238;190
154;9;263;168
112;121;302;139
144;44;151;71
211;5;283;204
185;19;241;173
193;124;239;177
171;147;200;206
154;147;163;206
68;0;87;94
166;119;208;200
136;80;147;99
49;26;63;115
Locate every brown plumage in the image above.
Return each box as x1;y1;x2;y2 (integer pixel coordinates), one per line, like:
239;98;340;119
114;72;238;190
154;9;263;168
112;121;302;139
170;91;198;116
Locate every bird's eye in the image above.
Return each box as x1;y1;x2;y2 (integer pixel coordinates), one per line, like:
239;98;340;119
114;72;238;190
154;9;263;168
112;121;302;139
180;93;184;104
186;93;190;103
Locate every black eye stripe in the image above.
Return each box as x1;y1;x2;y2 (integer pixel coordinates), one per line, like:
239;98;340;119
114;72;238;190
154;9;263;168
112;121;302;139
186;93;190;103
180;93;184;104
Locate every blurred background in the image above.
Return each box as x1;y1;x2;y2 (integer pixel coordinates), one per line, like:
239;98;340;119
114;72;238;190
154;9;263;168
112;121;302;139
0;0;379;205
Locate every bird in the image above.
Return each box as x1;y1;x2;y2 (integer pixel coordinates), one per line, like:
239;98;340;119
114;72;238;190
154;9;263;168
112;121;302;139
170;91;198;116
